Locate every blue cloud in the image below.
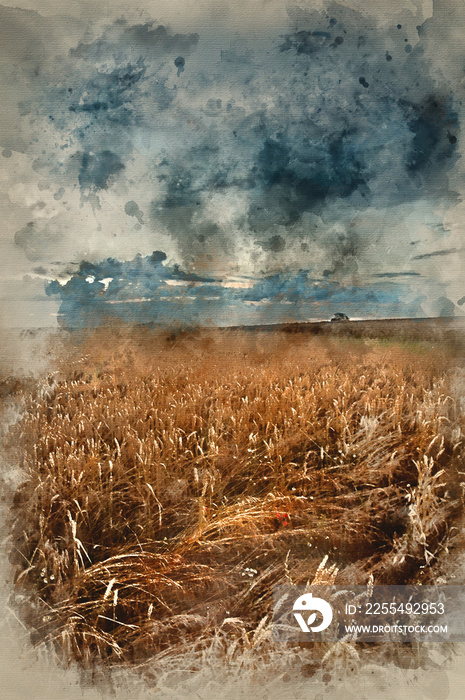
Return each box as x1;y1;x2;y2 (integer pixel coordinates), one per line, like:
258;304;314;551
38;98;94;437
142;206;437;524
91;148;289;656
46;252;425;329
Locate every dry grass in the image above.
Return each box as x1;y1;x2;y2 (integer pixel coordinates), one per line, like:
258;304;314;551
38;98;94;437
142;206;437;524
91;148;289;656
6;327;465;671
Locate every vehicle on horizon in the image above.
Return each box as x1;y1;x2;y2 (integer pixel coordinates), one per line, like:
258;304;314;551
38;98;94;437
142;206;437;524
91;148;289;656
331;312;350;322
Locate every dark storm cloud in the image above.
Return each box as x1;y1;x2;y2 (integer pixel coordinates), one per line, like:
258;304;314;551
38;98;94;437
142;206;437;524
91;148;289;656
78;150;125;191
133;2;458;276
32;5;459;234
240;20;459;241
32;20;199;200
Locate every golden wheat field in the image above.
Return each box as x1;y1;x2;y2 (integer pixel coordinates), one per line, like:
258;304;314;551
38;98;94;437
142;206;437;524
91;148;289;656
5;326;465;674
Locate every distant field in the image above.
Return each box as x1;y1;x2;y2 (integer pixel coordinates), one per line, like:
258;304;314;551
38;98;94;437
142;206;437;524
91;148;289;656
5;324;465;672
235;315;465;342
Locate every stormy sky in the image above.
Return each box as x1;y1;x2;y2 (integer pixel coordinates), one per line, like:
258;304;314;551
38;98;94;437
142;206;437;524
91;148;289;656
1;0;464;328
